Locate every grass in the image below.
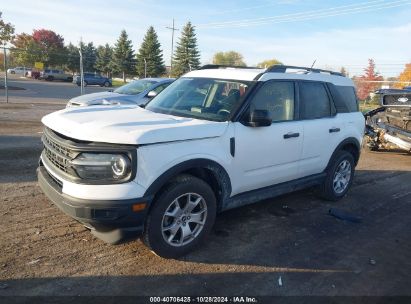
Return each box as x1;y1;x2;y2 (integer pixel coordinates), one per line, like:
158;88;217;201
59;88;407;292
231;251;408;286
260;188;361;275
111;79;126;87
359;101;380;113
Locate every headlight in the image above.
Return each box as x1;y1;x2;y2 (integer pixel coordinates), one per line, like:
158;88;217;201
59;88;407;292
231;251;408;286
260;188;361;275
71;153;132;181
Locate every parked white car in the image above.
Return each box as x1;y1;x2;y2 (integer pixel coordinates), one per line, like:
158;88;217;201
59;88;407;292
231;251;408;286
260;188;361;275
7;67;31;75
37;64;364;258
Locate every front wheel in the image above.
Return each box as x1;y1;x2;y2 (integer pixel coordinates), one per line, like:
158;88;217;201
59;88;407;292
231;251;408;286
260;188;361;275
143;174;216;258
318;151;355;201
103;81;110;87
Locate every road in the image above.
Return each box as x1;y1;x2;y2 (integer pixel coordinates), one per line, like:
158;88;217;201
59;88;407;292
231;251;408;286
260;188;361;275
0;75;110;104
0;94;410;298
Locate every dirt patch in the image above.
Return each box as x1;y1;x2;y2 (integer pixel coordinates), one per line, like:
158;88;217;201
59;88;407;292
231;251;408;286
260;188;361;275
0;103;411;296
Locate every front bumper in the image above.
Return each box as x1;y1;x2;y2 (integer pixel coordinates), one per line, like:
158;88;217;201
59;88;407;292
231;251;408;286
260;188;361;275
37;166;152;244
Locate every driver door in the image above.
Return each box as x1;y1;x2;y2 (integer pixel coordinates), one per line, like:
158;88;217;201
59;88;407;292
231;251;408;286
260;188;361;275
232;80;304;195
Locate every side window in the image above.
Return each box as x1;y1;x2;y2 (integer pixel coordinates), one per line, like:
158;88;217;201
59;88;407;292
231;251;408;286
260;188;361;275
299;82;332;119
152;83;169;94
250;81;295;122
335;86;358;112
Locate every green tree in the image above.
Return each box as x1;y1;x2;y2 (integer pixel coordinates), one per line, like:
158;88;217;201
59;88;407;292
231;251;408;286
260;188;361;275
172;22;200;77
95;44;113;77
80;41;97;72
0;12;15;46
212;51;246;66
65;43;79;74
112;30;135;82
11;33;42;66
136;26;165;78
257;58;282;68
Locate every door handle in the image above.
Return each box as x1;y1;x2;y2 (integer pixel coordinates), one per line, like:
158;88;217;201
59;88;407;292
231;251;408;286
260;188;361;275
283;132;300;139
329;127;341;133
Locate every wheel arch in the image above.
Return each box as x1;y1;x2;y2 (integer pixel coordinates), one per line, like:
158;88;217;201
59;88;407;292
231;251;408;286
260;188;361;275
327;137;361;169
144;158;232;212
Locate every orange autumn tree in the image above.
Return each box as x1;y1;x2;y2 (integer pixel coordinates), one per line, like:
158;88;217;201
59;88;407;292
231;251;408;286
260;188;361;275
356;59;383;100
395;63;411;88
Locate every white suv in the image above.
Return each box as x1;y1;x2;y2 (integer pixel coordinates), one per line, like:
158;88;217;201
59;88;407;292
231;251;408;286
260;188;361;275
37;65;364;258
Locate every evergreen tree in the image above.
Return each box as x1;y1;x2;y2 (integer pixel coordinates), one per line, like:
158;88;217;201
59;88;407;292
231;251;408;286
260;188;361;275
136;26;165;78
80;41;97;72
172;22;200;77
95;43;113;77
65;43;79;74
112;30;135;82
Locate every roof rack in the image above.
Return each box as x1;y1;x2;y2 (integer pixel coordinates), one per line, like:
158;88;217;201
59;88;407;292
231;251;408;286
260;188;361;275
199;64;260;70
266;64;344;76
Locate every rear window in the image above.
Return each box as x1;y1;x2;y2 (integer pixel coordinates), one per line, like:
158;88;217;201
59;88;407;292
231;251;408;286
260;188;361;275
299;82;332;119
335;86;358;112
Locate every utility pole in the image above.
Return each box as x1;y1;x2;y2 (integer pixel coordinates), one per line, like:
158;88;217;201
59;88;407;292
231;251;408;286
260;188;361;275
79;38;84;95
3;46;8;103
144;58;147;78
166;18;179;77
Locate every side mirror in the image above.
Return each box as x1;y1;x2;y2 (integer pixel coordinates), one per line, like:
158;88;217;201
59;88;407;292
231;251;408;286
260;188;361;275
243;110;272;127
147;90;157;98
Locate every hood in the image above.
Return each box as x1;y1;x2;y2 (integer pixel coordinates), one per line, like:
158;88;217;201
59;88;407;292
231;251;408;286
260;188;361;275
41;105;228;145
68;92;139;107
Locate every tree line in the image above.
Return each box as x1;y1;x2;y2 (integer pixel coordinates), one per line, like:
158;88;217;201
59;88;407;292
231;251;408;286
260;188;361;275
1;11;201;81
1;11;411;96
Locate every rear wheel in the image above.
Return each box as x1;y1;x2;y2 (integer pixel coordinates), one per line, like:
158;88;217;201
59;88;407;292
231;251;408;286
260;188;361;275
143;174;216;258
318;150;355;201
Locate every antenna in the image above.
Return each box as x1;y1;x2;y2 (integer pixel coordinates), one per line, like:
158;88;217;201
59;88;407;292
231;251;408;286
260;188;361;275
310;59;317;69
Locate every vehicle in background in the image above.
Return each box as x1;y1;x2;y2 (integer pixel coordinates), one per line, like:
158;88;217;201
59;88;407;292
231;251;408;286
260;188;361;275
7;67;31;75
66;78;174;107
73;73;112;87
39;69;73;82
365;92;411;152
374;88;411;94
26;70;41;79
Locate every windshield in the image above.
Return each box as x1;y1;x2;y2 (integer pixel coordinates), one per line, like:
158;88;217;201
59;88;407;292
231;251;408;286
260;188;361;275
114;79;158;95
145;77;253;121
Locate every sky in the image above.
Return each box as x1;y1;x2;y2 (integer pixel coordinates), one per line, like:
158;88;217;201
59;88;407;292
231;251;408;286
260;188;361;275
1;0;411;77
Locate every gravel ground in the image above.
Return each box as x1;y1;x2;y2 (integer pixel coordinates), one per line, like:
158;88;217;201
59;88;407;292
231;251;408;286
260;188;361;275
0;96;411;297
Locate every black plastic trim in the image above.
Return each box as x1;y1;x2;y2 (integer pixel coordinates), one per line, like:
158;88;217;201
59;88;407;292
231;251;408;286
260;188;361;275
266;64;344;76
37;166;152;238
326;137;361;167
230;137;235;157
144;159;232;209
223;173;326;210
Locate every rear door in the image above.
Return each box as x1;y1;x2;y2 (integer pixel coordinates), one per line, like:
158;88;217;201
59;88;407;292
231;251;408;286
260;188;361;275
298;81;345;177
233;80;304;195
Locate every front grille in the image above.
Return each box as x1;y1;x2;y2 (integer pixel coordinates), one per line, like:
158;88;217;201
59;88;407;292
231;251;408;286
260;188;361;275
382;93;411;107
42;128;76;174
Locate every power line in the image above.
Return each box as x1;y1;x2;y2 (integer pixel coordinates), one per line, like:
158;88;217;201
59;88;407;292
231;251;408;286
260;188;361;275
197;0;411;29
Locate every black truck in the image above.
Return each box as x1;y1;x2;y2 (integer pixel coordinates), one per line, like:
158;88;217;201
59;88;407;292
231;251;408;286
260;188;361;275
365;92;411;152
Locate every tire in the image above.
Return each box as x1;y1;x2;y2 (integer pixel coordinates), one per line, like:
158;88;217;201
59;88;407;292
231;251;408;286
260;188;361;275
84;81;88;87
318;150;355;201
104;81;110;87
47;76;54;81
143;174;216;258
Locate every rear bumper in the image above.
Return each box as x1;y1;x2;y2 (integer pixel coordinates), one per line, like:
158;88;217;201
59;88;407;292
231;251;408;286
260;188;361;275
37;166;152;244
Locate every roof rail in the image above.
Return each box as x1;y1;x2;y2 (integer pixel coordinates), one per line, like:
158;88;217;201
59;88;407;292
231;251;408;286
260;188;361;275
199;64;260;70
266;64;344;76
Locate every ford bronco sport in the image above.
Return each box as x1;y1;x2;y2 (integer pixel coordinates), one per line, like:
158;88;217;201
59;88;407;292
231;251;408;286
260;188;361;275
37;65;364;258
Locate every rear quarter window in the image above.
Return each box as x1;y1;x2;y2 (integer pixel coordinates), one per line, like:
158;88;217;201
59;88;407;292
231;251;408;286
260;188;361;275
335;86;359;112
